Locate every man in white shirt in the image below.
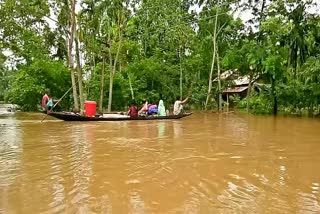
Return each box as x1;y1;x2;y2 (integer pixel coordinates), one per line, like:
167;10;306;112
173;97;189;115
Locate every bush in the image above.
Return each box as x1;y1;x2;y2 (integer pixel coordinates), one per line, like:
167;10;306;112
5;58;71;111
237;92;273;114
228;94;241;106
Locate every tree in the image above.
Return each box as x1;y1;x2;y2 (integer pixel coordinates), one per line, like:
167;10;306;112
204;8;218;110
0;0;52;62
1;0;319;116
5;58;71;111
198;1;243;110
0;56;9;101
68;0;79;111
75;22;85;113
80;0;131;112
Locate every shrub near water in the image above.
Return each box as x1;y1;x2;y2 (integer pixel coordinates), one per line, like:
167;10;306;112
5;59;71;111
237;92;273;114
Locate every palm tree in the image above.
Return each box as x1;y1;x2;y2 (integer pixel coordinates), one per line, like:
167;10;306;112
287;3;309;78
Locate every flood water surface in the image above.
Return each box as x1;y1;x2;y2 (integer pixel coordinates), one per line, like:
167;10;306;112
1;112;320;213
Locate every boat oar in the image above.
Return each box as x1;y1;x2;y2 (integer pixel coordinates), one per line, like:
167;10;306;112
41;80;79;122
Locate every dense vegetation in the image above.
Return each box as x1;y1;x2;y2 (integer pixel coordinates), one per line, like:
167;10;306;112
0;0;319;115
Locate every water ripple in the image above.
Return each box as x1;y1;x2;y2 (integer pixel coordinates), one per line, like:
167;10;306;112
1;112;320;213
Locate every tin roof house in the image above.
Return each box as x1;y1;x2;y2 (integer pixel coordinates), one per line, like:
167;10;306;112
213;70;267;105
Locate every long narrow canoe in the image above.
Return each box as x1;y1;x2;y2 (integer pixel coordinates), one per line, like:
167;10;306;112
47;112;192;121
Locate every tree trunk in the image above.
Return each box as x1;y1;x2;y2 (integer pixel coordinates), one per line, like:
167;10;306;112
257;0;266;41
246;72;253;111
68;0;79;111
205;10;218;110
107;72;114;112
75;34;84;114
271;77;277;115
107;32;122;112
128;72;135;100
88;53;96;96
179;46;183;99
293;42;298;79
99;57;105;113
216;46;222;111
287;48;291;74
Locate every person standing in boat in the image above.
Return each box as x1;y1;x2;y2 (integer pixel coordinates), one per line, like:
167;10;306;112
127;101;138;118
173;96;189;115
41;89;51;111
42;90;49;108
42;89;58;112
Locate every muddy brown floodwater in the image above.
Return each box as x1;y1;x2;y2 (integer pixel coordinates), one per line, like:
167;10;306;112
0;112;320;213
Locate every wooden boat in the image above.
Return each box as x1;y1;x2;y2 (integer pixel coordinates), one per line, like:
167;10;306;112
47;112;192;121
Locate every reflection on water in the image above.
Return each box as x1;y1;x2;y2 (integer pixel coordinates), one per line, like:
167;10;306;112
0;117;22;213
157;122;166;138
173;121;183;139
0;118;22;187
0;112;320;213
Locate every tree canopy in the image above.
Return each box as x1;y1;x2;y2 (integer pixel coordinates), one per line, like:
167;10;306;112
1;0;319;116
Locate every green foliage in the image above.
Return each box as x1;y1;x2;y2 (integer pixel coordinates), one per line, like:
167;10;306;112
0;56;9;101
85;50;200;111
0;0;319;115
238;92;273;114
275;56;320;115
5;58;70;111
228;94;241;106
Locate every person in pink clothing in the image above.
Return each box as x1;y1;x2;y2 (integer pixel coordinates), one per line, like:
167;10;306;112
42;89;50;109
42;89;58;112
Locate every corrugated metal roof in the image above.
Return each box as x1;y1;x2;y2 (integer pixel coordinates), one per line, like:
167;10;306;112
213;70;237;82
213;70;259;85
233;75;259;86
233;76;250;86
220;70;234;79
223;86;249;94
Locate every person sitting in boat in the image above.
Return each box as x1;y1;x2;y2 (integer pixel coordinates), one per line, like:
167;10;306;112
158;99;166;116
127;101;138;118
173;96;189;115
46;98;54;111
138;100;148;116
148;103;158;115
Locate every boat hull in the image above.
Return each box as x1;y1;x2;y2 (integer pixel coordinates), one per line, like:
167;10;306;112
47;112;192;121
